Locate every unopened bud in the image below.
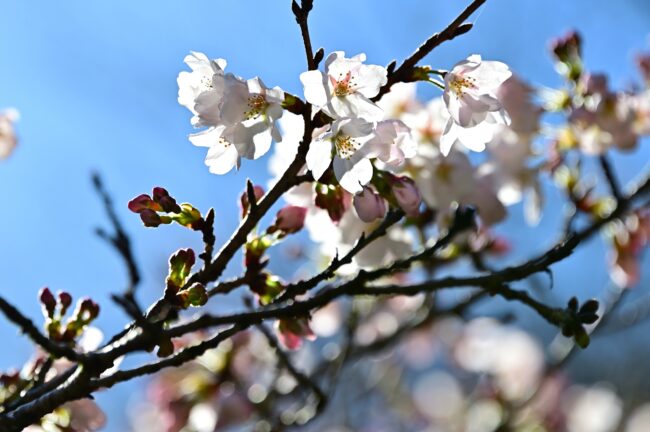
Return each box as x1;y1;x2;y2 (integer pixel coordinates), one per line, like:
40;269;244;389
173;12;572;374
128;194;162;213
39;288;56;318
276;317;316;351
153;187;181;213
315;184;351;223
177;283;208;308
168;248;196;288
139;209;163;227
391;176;421;217
76;298;100;323
272;206;307;234
240;184;265;217
57;291;73;316
353;187;386;222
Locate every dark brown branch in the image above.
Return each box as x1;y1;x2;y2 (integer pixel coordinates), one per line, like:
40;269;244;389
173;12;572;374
89;325;242;390
292;0;316;70
0;296;81;362
257;324;326;413
207;276;248;297
598;154;623;203
276;210;404;303
373;0;486;102
92;173;140;293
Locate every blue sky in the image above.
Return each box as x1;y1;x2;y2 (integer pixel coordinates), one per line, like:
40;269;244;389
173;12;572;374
0;1;649;430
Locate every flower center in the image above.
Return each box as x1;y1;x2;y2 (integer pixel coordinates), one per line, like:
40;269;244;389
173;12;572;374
334;133;360;159
219;136;231;148
244;94;268;120
331;72;355;98
449;74;477;98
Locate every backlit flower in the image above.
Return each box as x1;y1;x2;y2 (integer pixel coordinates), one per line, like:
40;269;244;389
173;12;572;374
306;117;376;193
300;51;387;120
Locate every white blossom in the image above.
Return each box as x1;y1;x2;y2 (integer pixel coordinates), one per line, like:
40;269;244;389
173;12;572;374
300;51;387;121
440;54;512;155
178;52;285;174
177;51;227;125
306;117;376;193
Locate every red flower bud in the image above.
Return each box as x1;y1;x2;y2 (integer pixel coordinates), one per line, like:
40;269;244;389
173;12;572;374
39;287;56;318
153;187;181;213
140;209;163;227
58;291;73;316
272;206;307;234
128;194;162;213
315;184;351;223
240;184;265;217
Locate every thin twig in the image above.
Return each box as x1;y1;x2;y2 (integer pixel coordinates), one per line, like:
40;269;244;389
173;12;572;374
0;296;81;362
373;0;487;101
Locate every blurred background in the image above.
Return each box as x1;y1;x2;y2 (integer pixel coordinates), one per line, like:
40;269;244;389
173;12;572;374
0;0;649;430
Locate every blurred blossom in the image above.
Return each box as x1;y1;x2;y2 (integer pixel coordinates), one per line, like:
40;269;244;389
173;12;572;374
496;74;542;136
377;82;422;119
0;108;19;159
454;318;544;401
626;403;650;432
311;301;342;337
564;384;623;432
465;399;503;432
607;210;650;288
413;371;465;425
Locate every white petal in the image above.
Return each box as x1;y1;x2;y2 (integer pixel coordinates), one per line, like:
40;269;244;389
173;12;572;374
335;157;373;193
300;70;328;107
356;64;388;98
440;119;458;156
306;138;333;181
188;126;225;148
205;144;240;174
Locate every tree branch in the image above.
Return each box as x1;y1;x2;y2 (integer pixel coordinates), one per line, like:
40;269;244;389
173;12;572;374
0;296;82;362
373;0;487;102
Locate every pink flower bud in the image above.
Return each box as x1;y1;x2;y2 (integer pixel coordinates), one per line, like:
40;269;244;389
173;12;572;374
391;176;421;217
274;206;307;234
240;184;265;217
276;317;316;351
353;187;386;222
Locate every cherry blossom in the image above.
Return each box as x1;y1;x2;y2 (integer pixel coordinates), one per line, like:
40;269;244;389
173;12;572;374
306;117;376;193
368;119;417;168
176;51;227;125
440;54;512;155
179;54;285;175
300;51;387;120
484;126;544;225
